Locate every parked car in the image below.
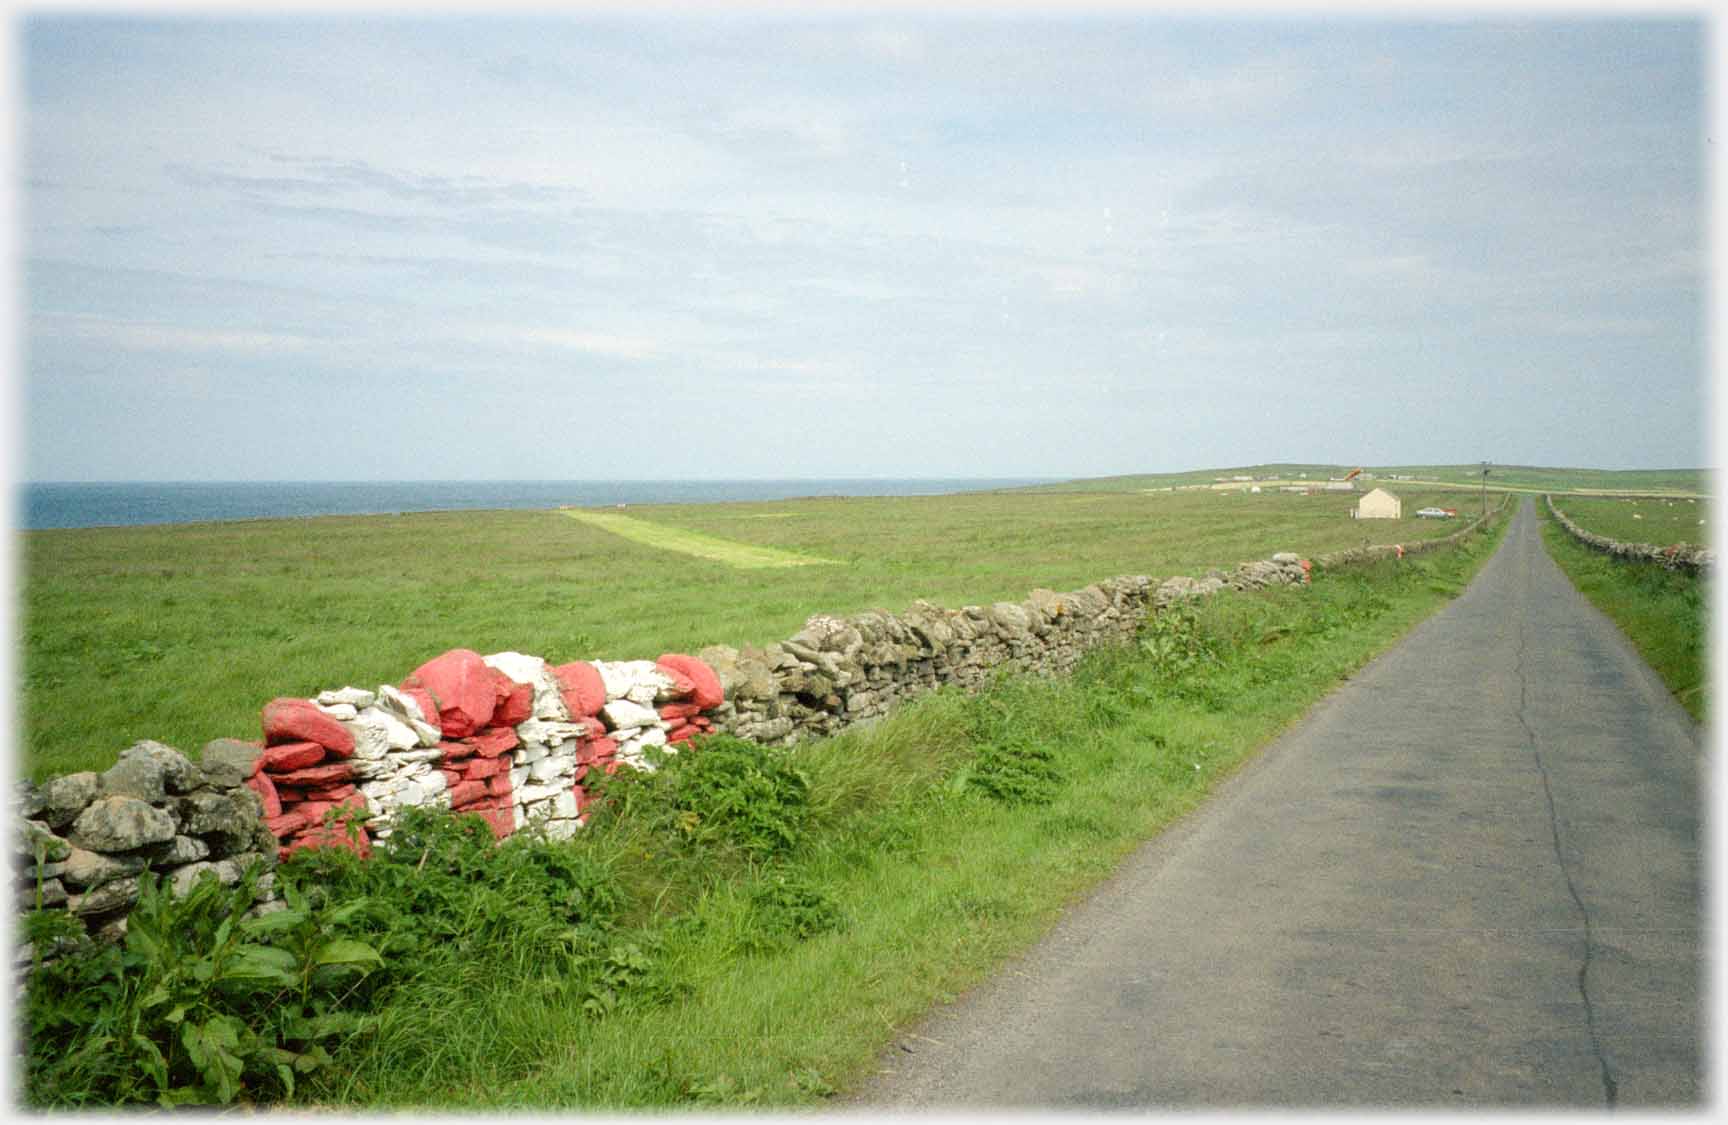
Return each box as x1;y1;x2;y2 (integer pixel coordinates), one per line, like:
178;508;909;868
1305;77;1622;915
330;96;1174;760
1415;507;1453;519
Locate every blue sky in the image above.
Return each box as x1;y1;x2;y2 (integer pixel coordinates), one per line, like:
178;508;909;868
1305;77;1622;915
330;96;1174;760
15;12;1708;481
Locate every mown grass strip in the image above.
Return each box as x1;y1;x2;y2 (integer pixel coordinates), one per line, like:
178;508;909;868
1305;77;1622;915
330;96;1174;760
557;509;840;569
1538;509;1708;722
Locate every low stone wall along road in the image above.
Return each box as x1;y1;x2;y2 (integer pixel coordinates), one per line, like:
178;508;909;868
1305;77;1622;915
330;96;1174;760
857;498;1702;1109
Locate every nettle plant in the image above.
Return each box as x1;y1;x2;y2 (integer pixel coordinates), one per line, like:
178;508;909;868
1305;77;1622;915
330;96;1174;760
22;867;382;1107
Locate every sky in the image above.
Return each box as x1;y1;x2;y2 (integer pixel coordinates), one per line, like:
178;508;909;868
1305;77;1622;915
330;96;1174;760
12;10;1711;482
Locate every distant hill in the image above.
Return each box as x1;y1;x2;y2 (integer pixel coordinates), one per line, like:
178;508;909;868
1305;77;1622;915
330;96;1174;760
1020;463;1710;497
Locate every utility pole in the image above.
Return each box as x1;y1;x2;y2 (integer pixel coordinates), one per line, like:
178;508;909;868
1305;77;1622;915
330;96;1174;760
1481;461;1490;520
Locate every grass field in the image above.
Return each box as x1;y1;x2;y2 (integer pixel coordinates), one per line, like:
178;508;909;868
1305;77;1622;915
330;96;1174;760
22;509;1510;1110
20;487;1481;781
1538;507;1709;722
1550;494;1710;547
1023;463;1710;497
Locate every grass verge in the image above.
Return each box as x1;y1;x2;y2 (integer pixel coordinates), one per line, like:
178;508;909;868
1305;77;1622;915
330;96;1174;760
20;505;1508;1110
1538;508;1708;722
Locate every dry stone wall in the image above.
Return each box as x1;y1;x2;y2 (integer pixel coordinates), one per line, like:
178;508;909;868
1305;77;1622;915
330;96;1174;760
1546;494;1713;575
15;513;1507;956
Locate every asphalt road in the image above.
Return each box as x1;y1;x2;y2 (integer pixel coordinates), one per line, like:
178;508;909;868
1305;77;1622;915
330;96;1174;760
855;498;1702;1109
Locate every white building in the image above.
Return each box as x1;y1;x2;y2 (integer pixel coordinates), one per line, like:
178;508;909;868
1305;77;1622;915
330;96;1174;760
1353;488;1402;519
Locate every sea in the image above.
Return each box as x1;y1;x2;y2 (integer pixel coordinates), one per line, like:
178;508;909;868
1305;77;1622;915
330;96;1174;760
19;479;1059;531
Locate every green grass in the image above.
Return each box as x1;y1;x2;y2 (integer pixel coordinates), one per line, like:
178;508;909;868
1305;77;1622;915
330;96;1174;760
21;488;1476;782
1550;494;1710;548
1539;508;1709;722
22;507;1509;1110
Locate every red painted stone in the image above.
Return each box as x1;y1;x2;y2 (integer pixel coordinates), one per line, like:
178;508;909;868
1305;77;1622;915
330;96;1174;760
573;763;589;783
667;725;698;745
493;681;534;727
468;726;519;759
261;698;356;757
406;648;497;738
439;739;475;761
486;775;513;797
270;761;356;787
260;741;326;773
448;780;488;807
658;702;703;722
245;771;282;818
603;760;622;775
550;661;606;717
656;654;723;710
266;808;314;836
659;668;696;699
463;756;510;779
440;768;464;787
475;804;513;840
301;782;357;802
575;737;619;765
284;822;371;860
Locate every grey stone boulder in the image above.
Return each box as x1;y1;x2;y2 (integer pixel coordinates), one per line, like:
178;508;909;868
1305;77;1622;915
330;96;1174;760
99;745;167;803
132;741;201;795
172;791;257;843
17;819;71;863
69;796;177;853
142;834;211;866
67;875;142;916
60;846;150;888
39;772;101;830
1271;552;1300;564
199;739;261;788
19;877;68;910
15;781;45;821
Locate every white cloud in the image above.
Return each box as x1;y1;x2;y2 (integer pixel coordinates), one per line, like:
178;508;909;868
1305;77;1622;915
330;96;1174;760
39;315;313;356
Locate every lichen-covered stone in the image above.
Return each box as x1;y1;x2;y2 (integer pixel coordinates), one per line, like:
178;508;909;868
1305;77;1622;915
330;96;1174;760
17;819;71;863
69;796;176;853
200;739;262;788
67;875;142;916
60;846;150;888
39;772;101;829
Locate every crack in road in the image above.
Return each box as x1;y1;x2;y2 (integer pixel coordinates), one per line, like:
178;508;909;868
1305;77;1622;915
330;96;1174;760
1514;596;1618;1108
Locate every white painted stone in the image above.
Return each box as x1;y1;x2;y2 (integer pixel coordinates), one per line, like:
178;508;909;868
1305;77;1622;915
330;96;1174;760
595;660;674;703
550;790;578;819
376;685;443;747
509;765;530;790
317;686;377;709
516;718;590;746
313;702;359;720
528;757;566;783
542;818;579;841
419;770;447;796
600;699;659;731
349;707;419;754
516;782;564;804
515;742;549;765
391;748;443;765
634;727;668;750
349;759;393;781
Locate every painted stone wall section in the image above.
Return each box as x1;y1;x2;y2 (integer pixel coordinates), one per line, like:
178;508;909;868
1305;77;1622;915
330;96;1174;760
1545;494;1713;575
